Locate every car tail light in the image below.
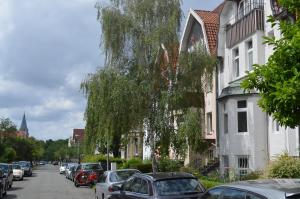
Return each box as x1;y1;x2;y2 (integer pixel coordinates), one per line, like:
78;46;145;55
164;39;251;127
108;186;114;192
89;172;97;181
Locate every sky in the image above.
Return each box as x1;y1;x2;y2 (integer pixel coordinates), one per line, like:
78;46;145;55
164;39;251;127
0;0;223;140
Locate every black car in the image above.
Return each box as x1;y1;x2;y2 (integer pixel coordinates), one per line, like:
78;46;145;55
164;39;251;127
0;169;7;198
109;172;205;199
0;164;13;190
18;161;32;177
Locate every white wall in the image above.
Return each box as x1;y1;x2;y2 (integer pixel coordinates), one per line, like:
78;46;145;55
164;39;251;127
218;95;268;174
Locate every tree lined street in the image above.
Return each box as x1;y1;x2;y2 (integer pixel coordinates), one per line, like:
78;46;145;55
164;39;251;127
5;165;93;199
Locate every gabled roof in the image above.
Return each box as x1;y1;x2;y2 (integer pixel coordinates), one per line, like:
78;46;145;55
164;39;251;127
193;8;221;55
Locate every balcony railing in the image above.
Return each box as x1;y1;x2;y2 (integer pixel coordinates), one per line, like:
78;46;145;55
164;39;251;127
226;3;264;48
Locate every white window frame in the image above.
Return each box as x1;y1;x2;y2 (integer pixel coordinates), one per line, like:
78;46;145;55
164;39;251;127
237;100;248;133
207;112;213;134
238;0;245;19
273;120;280;132
233;48;240;79
246;40;253;71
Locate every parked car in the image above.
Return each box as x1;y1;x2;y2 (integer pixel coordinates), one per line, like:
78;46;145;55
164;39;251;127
0;163;13;189
52;161;59;165
74;163;103;187
201;179;300;199
59;163;68;174
18;161;32;177
108;172;205;199
12;164;24;181
0;169;7;198
95;169;141;199
65;163;77;180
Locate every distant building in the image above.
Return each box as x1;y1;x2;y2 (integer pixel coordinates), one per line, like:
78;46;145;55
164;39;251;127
15;113;29;138
68;129;85;147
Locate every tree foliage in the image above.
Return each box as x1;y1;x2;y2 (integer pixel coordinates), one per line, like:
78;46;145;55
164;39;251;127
83;0;216;171
242;0;300;127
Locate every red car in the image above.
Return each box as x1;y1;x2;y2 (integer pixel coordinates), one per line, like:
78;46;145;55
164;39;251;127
74;163;103;187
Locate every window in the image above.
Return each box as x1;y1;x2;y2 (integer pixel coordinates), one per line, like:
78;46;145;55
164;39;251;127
237;100;247;133
233;48;239;78
223;155;229;178
238;1;245;19
246;193;266;199
238;112;248;132
134;138;139;155
206;82;212;93
237;156;249;176
124;177;149;194
222;188;246;199
155;178;204;196
237;100;247;108
224;113;228;134
247;40;253;71
207;112;212;133
201;188;224;199
139;179;149;194
274;120;280;132
98;172;107;183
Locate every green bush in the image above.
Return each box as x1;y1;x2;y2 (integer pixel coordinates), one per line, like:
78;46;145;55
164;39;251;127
240;171;262;180
268;154;300;178
200;179;222;189
121;158;143;169
158;157;183;172
135;163;152;173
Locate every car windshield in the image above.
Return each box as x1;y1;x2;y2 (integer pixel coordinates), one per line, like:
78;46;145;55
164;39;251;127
110;170;139;182
154;178;203;196
62;163;68;167
82;164;101;170
13;164;21;169
0;164;9;173
19;162;30;167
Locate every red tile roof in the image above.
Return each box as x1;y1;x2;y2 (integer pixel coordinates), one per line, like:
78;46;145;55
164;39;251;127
194;2;225;55
73;129;84;143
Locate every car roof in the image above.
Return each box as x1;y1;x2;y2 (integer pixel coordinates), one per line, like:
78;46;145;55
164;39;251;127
218;179;300;197
134;172;196;181
106;169;140;173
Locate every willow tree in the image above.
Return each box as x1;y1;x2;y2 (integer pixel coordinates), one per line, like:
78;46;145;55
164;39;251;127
81;68;142;157
89;0;216;171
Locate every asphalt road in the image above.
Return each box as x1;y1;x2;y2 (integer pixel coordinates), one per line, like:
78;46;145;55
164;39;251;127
6;164;94;199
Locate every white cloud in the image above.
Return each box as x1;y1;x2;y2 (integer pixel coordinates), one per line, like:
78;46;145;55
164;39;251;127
0;1;15;42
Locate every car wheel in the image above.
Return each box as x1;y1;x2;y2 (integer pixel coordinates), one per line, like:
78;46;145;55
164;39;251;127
74;181;79;187
3;185;6;196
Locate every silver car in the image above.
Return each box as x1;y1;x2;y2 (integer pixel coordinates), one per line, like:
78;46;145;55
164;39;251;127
95;169;140;199
201;179;300;199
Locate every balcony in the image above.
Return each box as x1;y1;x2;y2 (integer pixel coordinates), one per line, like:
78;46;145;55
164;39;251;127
226;3;264;48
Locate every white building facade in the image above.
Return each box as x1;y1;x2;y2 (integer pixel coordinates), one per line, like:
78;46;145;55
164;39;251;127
217;0;299;178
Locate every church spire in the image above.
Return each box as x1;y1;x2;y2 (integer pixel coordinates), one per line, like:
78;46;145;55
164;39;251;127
19;113;29;136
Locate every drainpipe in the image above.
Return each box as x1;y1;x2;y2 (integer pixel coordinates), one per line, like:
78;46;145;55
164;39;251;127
216;58;222;160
